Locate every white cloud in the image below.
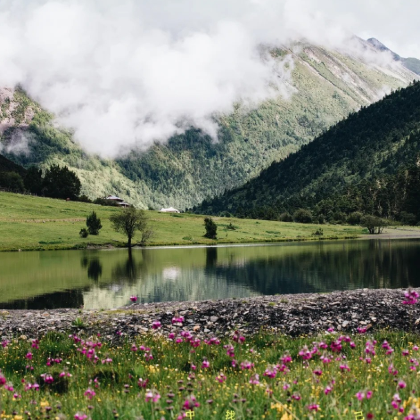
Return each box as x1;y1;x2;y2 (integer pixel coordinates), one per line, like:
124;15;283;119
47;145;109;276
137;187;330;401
0;0;418;156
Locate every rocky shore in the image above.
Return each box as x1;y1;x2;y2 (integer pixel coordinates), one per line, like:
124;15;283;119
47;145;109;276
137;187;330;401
1;288;419;343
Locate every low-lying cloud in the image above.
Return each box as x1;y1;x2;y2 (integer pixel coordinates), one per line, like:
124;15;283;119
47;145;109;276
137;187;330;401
0;0;415;157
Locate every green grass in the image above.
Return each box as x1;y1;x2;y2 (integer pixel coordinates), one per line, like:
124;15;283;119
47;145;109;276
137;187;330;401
1;328;420;419
0;192;363;251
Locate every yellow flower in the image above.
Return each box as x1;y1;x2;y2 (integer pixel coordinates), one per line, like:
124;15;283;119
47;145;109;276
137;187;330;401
40;401;50;408
280;413;292;420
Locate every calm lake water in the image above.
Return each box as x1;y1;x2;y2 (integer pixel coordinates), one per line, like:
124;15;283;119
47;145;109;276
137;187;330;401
1;239;420;310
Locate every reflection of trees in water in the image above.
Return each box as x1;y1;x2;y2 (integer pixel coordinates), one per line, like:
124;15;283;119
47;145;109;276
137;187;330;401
206;247;218;269
80;254;103;282
201;240;420;295
0;290;84;309
111;249;150;285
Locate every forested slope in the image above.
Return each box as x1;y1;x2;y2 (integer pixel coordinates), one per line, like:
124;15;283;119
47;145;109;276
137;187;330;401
194;81;420;220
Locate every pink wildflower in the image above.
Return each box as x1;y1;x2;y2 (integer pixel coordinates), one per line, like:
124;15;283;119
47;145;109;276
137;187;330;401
281;353;292;364
327;327;335;332
263;365;277;378
249;374;260;385
389;363;399;376
403;289;419;305
40;374;54;384
324;385;333;395
413;345;419;351
138;378;149;388
357;327;368;334
25;352;33;360
172;316;184;325
283;383;290;390
216;373;226;383
1;340;9;348
313;369;323;376
31;340;39;349
240;361;254;370
191;364;197;371
145;389;160;403
403;349;410;356
74;413;88;420
398;380;407;389
84;388;96;400
168;333;175;340
356;391;365;401
130;296;138;303
298;345;312;360
339;364;350;372
101;358;112;364
183;394;200;410
307;404;320;411
366;390;373;399
152;321;162;329
0;374;6;387
292;393;301;400
350;341;356;349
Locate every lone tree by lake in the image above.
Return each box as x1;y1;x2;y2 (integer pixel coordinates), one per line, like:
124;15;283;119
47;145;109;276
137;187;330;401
110;207;149;248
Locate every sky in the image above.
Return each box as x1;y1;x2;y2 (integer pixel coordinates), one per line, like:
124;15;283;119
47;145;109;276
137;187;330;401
0;0;419;157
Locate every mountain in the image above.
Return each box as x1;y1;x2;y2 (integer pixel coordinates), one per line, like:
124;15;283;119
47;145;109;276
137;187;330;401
0;40;417;209
0;153;26;176
367;38;420;75
194;81;420;219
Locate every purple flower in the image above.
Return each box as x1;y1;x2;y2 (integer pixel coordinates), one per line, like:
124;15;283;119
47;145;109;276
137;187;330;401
0;374;6;387
130;295;138;303
313;369;323;376
138;378;149;388
357;327;368;334
240;361;254;370
398;380;407;389
172;316;184;325
151;321;162;329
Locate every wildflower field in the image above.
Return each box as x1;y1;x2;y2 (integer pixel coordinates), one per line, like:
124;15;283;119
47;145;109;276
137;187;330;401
1;326;420;420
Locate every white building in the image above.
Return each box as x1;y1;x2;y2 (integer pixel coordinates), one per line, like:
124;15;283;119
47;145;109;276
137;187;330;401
159;207;180;213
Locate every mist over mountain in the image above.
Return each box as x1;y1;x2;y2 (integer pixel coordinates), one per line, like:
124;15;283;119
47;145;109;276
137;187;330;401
1;36;418;209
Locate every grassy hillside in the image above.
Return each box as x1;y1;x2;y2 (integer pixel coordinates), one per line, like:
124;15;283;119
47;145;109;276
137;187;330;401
0;41;416;210
0;192;362;251
195;81;420;218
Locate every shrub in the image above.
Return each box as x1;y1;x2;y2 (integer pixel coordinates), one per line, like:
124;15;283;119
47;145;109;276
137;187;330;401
86;211;102;235
360;215;388;234
79;228;89;238
293;209;313;224
204;217;217;239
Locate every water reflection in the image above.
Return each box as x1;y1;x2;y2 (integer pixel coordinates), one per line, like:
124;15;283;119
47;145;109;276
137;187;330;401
1;239;420;309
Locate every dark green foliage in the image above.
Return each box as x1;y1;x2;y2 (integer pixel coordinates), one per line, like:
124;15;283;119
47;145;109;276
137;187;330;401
24;166;43;195
0;153;27;176
196;81;420;222
79;228;89;238
400;211;417;226
347;212;363;225
86;211;102;235
312;228;323;236
0;171;24;192
226;223;236;230
279;212;293;222
204;217;217;239
293;209;313;223
110;207;148;248
42;164;81;200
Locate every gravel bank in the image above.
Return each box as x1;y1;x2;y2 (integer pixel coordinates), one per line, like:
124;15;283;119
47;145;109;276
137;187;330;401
1;288;419;342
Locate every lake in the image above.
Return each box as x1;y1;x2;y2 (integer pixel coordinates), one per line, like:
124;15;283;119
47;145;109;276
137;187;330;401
1;238;420;309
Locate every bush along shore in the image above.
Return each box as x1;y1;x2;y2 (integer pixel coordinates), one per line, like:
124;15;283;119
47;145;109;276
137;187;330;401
0;288;420;419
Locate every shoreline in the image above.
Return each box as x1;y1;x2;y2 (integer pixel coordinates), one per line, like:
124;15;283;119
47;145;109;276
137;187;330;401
1;288;419;341
3;227;420;252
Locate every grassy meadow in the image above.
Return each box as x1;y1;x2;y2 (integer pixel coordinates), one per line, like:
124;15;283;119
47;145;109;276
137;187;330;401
0;192;363;251
1;327;420;419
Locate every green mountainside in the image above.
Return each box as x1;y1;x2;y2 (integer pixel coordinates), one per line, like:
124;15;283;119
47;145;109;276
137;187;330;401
194;81;420;220
0;41;417;209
